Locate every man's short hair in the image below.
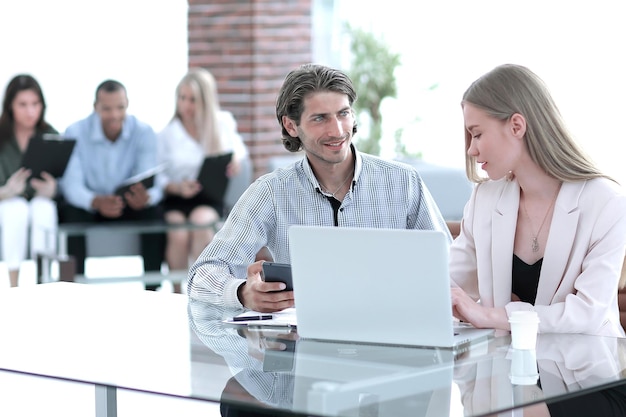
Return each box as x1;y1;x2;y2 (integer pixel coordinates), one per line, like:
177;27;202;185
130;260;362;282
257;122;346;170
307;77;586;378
95;79;126;102
275;64;357;152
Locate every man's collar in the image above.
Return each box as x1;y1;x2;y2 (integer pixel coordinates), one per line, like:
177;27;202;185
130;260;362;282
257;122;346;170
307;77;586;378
90;112;128;143
302;143;361;189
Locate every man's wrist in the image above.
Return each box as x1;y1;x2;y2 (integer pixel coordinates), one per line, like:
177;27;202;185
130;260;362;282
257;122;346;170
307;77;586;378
237;282;246;306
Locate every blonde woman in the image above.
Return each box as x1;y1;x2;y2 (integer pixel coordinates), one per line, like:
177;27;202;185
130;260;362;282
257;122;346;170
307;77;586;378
450;64;626;337
158;68;247;292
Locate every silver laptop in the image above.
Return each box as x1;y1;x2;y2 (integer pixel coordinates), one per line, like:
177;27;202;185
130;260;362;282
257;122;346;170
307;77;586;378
288;226;494;350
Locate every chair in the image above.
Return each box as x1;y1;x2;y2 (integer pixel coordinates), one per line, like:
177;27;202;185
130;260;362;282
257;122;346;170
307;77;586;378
446;221;461;239
618;257;626;330
396;158;473;222
223;154;253;217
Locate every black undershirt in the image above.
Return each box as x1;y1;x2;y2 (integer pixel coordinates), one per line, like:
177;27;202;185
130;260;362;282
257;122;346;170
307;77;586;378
326;196;341;226
511;254;542;305
315;187;342;226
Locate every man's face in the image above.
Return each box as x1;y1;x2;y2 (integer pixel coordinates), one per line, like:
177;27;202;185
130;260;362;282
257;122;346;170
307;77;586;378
94;89;128;140
282;91;354;168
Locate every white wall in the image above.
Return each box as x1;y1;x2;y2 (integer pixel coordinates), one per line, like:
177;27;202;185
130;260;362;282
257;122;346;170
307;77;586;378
335;0;626;184
0;0;189;134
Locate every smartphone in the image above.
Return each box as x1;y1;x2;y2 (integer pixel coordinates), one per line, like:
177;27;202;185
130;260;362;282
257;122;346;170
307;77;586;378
260;262;293;291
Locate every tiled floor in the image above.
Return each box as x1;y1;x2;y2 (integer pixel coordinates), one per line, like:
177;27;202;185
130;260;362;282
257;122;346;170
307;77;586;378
0;258;222;417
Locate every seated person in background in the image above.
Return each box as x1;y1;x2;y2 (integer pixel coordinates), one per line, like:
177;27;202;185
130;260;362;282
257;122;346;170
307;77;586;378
59;80;165;289
188;63;451;312
0;74;59;287
158;68;248;293
450;64;626;337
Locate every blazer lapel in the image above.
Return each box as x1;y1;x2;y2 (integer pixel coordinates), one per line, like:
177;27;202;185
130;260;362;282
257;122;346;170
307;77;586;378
492;180;520;306
535;182;583;305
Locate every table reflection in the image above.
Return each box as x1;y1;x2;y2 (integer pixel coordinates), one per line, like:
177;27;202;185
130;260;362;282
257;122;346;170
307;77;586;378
189;299;296;414
189;300;457;416
454;333;626;416
189;299;626;417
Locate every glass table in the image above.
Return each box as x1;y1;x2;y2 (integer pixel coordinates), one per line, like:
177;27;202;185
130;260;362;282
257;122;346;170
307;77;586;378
190;299;626;417
0;282;625;417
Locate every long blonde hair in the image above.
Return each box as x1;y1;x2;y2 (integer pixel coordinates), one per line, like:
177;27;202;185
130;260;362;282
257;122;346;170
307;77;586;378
461;64;607;184
174;67;223;155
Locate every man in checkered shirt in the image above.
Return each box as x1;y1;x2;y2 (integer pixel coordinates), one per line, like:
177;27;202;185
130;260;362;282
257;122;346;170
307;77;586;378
188;64;450;312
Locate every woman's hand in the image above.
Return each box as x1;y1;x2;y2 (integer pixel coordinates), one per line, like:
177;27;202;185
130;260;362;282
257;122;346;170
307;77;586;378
226;157;241;178
0;168;30;199
451;287;475;323
175;180;202;198
451;287;509;330
30;171;57;199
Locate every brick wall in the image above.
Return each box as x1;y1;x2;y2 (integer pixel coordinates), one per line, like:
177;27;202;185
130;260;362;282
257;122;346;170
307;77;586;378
188;0;312;179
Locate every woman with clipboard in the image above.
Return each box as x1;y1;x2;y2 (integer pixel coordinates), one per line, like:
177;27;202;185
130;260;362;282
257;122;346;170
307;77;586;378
158;68;248;293
0;74;59;287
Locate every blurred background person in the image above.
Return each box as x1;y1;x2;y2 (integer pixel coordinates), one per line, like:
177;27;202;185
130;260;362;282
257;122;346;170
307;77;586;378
59;79;165;290
158;68;247;293
0;74;59;287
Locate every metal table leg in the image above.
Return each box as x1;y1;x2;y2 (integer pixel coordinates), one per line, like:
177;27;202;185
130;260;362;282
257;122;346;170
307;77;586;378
95;384;117;417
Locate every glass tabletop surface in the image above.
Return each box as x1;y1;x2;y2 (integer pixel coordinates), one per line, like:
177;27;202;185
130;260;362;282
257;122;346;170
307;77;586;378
0;283;625;417
188;299;626;417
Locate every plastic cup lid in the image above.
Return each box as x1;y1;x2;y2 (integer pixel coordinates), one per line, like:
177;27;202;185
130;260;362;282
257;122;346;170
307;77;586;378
510;373;539;385
508;311;540;323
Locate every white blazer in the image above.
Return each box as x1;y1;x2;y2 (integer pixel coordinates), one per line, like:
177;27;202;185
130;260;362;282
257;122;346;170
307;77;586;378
450;177;626;337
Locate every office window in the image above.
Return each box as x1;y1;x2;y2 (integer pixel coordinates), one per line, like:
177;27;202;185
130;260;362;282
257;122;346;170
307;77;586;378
330;0;626;183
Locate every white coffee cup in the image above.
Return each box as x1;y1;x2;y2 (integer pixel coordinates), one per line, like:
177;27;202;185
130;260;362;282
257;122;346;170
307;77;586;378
509;348;539;385
508;311;540;350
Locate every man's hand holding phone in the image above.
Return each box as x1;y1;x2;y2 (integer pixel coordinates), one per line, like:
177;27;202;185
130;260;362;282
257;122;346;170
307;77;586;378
237;260;294;312
260;262;293;291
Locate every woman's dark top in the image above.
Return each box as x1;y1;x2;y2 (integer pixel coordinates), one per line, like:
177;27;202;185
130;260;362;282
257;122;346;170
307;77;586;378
512;254;542;305
0;127;58;200
512;254;626;415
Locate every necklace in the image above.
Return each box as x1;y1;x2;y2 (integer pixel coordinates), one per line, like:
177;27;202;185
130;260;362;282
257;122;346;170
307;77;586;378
522;187;559;253
319;169;354;199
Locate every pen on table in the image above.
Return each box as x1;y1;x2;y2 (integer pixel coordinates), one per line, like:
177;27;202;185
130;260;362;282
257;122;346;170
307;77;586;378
232;314;273;322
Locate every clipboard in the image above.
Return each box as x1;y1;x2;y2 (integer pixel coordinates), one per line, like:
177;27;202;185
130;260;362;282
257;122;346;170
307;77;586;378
196;152;232;203
115;164;165;197
21;134;76;179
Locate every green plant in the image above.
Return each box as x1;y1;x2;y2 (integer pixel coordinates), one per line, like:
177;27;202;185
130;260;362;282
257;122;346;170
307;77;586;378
393;82;439;160
345;23;401;156
393;120;423;160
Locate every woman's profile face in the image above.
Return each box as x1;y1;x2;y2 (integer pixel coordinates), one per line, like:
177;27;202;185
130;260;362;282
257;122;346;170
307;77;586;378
12;89;42;130
463;103;522;180
177;83;198;124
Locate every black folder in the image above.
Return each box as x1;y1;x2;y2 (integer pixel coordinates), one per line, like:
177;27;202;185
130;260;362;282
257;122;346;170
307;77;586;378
21;134;76;179
115;165;165;197
197;152;233;203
